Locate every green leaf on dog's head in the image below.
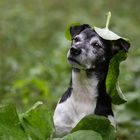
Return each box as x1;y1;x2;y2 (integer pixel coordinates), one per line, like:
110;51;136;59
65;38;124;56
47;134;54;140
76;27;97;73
94;12;129;42
94;26;122;40
106;51;127;104
53;130;103;140
94;12;130;104
65;22;81;40
71;115;117;140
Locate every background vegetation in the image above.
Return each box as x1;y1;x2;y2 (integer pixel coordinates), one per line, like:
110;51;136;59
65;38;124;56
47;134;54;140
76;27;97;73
0;0;140;139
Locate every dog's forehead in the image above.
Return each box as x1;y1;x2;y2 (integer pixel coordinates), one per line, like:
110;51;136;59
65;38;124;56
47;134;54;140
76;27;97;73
79;28;100;40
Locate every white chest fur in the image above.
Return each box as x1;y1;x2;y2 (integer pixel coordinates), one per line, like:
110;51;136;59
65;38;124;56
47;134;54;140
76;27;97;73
53;70;98;137
71;70;98;116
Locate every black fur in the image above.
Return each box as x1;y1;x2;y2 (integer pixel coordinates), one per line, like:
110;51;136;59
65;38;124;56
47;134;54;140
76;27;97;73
70;24;91;38
59;79;72;103
86;40;114;117
94;66;114;116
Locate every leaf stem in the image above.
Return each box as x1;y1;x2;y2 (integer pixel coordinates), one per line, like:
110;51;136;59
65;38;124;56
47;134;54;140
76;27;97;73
105;11;111;29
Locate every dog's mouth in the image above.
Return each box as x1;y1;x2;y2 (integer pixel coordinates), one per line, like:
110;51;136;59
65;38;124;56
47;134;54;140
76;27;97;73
68;57;81;65
68;57;91;70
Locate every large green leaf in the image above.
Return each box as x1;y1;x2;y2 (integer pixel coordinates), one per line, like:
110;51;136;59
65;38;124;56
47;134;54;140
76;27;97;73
94;26;121;40
0;104;27;140
71;115;116;140
94;12;128;41
93;12;129;104
106;51;127;104
20;101;55;140
53;130;103;140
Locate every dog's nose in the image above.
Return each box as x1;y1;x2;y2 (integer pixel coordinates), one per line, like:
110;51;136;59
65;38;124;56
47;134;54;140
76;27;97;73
70;47;81;56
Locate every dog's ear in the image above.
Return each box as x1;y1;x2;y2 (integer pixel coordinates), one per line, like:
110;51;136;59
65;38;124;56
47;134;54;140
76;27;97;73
112;38;130;54
70;24;91;38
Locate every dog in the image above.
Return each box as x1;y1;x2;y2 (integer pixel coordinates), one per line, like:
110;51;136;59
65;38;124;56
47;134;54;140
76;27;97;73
53;24;130;137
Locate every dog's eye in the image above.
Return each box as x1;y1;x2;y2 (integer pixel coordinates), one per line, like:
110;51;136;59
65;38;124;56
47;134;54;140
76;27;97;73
91;42;101;48
73;37;80;43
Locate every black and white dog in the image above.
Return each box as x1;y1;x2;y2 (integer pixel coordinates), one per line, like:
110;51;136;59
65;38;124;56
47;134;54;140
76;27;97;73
53;24;130;137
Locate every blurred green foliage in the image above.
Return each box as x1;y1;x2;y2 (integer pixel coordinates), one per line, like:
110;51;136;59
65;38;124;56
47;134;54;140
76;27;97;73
0;0;140;139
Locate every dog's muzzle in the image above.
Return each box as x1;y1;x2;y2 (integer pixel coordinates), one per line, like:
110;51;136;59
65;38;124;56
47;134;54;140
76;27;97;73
68;46;82;66
70;46;81;56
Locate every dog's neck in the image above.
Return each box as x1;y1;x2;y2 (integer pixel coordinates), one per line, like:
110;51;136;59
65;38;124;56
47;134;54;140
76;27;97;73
72;68;98;83
71;64;113;117
71;63;108;91
71;68;99;100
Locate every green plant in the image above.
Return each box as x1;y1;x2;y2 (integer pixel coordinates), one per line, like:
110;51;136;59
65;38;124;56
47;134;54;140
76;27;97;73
0;102;117;140
0;102;54;140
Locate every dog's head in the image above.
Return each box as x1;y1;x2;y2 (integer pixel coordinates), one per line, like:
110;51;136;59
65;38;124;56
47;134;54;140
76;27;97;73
67;24;130;69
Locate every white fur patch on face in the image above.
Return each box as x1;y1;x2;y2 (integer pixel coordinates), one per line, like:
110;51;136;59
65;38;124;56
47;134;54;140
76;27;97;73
74;33;85;43
81;49;96;69
89;37;102;46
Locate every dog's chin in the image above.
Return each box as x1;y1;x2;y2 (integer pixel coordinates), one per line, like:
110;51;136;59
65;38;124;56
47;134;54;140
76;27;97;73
67;57;84;69
67;57;96;70
68;58;95;70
